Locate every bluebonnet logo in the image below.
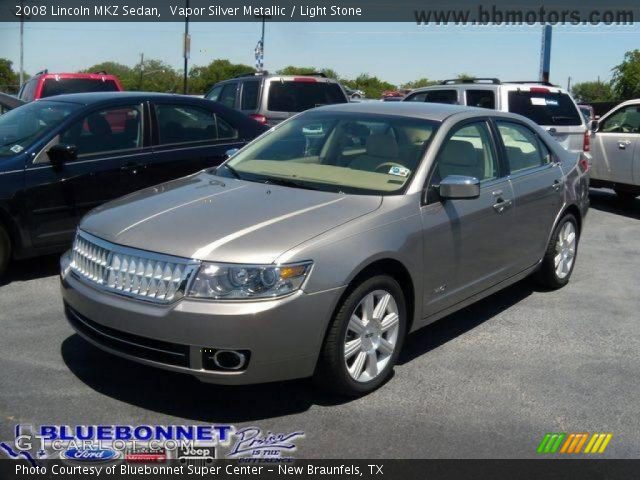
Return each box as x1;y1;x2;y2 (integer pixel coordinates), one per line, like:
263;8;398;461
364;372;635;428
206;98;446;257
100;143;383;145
61;448;120;462
0;442;38;467
228;428;304;458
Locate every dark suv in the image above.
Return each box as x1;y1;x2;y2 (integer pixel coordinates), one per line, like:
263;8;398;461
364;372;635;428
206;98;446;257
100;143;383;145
205;72;348;126
0;92;267;276
18;70;124;102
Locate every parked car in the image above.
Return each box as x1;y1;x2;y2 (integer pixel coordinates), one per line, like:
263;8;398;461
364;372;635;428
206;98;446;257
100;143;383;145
381;90;407;99
344;87;365;100
578;104;595;124
0;92;24;115
60;102;589;396
204;72;348;126
18;70;124;102
404;78;589;155
0;92;267;276
589;99;640;202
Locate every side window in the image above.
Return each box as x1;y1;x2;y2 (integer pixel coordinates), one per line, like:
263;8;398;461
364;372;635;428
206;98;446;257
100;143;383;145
404;90;458;104
241;81;260;110
601;105;640;134
466;90;495;109
206;85;223;102
496;121;547;173
435;122;499;183
219;83;238;109
20;79;36;102
60;105;142;157
155;104;238;146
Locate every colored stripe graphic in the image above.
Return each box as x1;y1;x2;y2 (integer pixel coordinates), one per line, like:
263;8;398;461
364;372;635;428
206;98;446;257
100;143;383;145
539;433;613;454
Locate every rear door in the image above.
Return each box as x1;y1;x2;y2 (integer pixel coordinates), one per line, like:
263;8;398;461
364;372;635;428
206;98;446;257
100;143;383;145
141;101;246;188
591;102;640;184
494;119;564;269
504;87;585;153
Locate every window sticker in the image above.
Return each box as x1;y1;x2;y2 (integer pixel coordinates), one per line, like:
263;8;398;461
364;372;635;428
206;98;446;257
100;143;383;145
10;145;24;154
546;99;559;106
530;97;546;106
388;166;410;177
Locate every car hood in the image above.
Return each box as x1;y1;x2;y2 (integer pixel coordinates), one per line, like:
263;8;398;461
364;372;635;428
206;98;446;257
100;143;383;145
80;172;382;264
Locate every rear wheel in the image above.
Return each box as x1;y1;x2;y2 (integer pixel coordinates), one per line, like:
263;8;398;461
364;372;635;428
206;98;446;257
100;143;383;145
536;214;578;289
0;224;10;278
315;275;407;397
615;190;637;204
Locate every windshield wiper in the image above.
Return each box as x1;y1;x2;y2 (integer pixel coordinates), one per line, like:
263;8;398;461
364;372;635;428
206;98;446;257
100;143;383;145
262;177;322;191
218;163;243;180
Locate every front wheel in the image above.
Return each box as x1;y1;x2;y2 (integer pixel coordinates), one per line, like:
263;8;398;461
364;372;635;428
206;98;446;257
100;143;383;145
536;214;579;289
315;275;407;397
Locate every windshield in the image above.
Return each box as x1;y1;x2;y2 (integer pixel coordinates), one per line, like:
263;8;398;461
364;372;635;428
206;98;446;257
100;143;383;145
41;78;120;98
267;81;347;112
0;101;79;157
223;111;439;195
508;91;582;126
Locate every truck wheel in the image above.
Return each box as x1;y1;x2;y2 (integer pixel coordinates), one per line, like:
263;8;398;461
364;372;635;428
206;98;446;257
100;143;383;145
0;224;10;278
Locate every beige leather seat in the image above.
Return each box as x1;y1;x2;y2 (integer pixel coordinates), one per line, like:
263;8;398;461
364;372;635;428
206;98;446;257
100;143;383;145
349;134;399;172
438;140;484;180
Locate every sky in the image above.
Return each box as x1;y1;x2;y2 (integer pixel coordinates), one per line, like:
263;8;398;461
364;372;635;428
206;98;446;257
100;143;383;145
0;22;639;87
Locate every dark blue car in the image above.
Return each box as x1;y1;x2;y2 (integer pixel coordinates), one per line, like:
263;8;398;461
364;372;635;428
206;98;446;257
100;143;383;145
0;92;267;275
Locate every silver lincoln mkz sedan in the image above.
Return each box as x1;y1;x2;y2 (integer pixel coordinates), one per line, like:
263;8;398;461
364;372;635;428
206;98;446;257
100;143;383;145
60;102;589;396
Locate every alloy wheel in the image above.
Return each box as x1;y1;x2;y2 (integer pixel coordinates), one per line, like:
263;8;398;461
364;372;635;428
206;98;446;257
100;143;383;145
554;221;576;279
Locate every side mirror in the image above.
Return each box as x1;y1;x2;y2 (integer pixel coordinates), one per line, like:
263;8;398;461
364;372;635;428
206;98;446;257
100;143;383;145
48;144;77;168
589;119;599;133
439;175;480;199
225;148;239;159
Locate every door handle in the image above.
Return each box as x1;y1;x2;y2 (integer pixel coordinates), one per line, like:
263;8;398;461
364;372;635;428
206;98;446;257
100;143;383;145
492;198;512;213
551;180;563;191
618;140;632;150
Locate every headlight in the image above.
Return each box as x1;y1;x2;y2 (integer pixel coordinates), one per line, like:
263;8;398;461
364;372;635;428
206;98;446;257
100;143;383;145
187;262;312;300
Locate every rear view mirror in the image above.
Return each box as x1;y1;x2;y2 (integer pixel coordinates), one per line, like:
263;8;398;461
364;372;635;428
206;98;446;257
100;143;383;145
48;143;77;168
439;175;480;199
589;120;599;133
225;148;239;158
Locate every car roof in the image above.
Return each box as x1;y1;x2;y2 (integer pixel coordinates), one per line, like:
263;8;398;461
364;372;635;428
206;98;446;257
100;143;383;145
34;72;120;80
410;82;570;94
35;91;206;105
313;101;483;122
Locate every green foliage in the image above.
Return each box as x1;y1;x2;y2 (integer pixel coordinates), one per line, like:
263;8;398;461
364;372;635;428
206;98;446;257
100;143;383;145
189;59;255;94
611;49;640;101
81;61;136;89
0;58;20;93
456;73;474;81
132;59;181;93
342;74;396;99
403;78;438;89
275;66;340;80
571;81;616;103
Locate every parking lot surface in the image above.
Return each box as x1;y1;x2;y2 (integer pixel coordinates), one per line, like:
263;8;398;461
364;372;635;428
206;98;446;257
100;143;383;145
1;190;639;458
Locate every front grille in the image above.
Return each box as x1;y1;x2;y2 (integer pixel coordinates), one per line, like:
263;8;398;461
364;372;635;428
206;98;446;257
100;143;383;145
66;305;190;367
71;231;199;304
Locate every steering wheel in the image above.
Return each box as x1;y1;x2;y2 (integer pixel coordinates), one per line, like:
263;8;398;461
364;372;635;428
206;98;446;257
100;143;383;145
375;162;407;174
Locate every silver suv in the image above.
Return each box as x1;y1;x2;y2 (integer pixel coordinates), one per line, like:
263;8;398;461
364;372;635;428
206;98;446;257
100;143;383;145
60;102;589;396
404;78;589;155
205;72;349;126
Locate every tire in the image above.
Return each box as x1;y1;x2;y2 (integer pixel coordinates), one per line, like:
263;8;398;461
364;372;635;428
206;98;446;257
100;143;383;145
615;190;637;204
315;274;407;397
536;214;579;289
0;224;10;278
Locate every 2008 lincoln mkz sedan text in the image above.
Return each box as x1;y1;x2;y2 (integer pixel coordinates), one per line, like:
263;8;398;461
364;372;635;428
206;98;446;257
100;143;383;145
60;102;589;396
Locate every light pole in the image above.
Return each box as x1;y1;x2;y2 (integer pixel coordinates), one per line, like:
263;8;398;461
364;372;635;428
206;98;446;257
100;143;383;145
183;0;190;94
17;0;29;89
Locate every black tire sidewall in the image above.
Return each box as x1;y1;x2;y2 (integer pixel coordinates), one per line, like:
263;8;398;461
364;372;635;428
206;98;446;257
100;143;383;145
322;275;407;396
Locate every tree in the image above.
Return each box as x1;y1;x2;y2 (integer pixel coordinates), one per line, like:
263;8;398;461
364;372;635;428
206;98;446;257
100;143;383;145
342;73;396;99
188;59;255;94
81;61;136;89
275;66;340;80
571;81;616;103
132;59;180;92
611;49;640;100
403;78;438;89
0;58;20;94
456;73;475;81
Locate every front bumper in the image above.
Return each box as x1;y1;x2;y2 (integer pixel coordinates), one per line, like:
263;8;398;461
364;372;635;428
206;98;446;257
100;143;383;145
60;251;345;385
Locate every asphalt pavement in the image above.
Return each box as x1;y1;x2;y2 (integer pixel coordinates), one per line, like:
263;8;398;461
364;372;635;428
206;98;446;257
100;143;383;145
1;189;638;459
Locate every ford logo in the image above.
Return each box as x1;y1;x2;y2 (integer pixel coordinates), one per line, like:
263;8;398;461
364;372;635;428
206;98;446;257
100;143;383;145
61;448;120;462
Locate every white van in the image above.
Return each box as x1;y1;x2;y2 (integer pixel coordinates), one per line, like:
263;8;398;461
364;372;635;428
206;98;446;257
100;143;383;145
404;78;589;155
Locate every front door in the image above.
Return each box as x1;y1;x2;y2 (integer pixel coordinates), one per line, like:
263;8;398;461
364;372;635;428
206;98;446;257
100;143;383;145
591;103;640;184
421;120;516;316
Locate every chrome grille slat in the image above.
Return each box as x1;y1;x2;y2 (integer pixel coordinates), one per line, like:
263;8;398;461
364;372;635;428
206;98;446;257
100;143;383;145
70;232;198;304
